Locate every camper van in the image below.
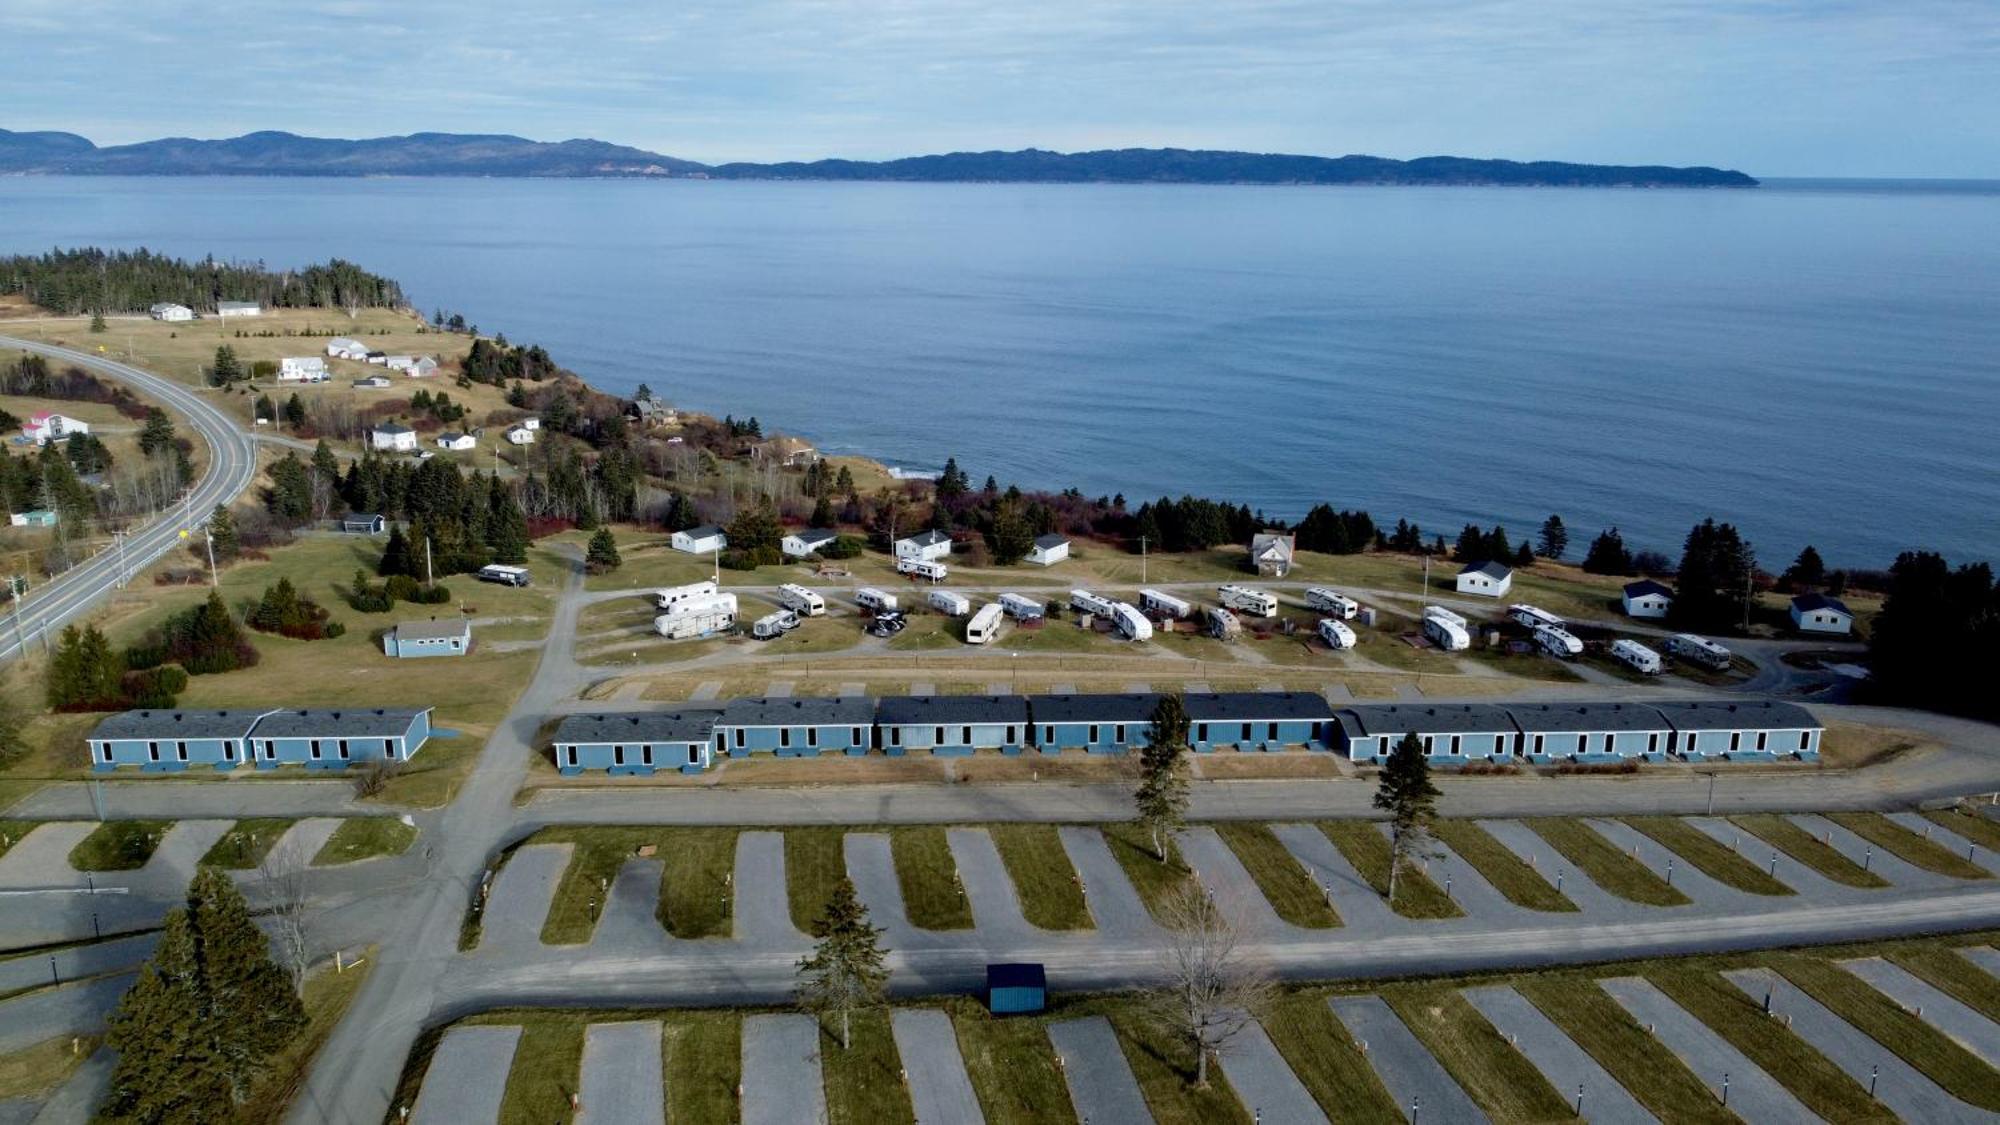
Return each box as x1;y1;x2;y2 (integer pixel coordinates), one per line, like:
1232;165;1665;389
1533;625;1584;658
476;564;531;588
1206;607;1242;641
1509;604;1566;631
655;580;720;612
1423;605;1469;630
1611;638;1663;674
1139;588;1193;620
1317;618;1357;650
1666;633;1733;670
1423;612;1471;652
896;557;949;583
751;610;800;641
1111;602;1154;641
1070;589;1119;618
998;593;1045;621
776;584;826;617
928;590;972;617
855;587;899;614
655;594;738;640
1218;584;1279;617
1306;588;1359;619
965;602;1005;645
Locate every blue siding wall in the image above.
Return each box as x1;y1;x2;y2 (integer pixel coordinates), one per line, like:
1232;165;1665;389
721;723;871;758
91;736;241;772
558;740;707;776
1189;718;1324;752
880;721;1025;757
1034;720;1151;755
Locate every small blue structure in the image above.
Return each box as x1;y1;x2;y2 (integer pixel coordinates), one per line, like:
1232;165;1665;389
875;695;1028;756
1186;692;1333;752
553;711;717;775
88;709;258;772
715;696;876;758
1029;693;1161;755
383;619;472;658
986;963;1047;1015
246;708;432;769
1332;703;1519;764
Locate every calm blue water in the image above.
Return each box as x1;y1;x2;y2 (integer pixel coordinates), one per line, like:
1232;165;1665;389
1;175;1995;568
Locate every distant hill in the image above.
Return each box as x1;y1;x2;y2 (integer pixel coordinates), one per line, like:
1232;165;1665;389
0;128;1758;187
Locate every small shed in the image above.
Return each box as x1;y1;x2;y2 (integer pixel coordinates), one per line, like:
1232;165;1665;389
150;302;193;322
986;963;1047;1015
1027;534;1070;567
435;432;476;452
1622;579;1674;619
383;618;472;658
1455;561;1513;598
8;510;58;528
1789;593;1853;635
672;525;728;555
216;301;262;317
342;513;387;535
1249;531;1295;577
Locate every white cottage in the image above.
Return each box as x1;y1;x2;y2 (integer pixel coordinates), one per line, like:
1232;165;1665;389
1789;593;1854;635
505;424;536;446
1621;579;1674;619
1027;534;1070;566
216;301;261;318
369;423;418;453
672;526;728;555
1249;531;1295;577
386;355;438;378
435;432;476;452
782;528;839;559
278;357;329;383
895;530;953;563
20;412;88;446
1455;561;1513;598
326;337;371;361
149;302;193;322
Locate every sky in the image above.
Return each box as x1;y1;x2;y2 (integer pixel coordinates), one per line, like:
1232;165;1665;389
4;0;1997;177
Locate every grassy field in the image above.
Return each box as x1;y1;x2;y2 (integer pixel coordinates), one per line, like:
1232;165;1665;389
0;820;38;861
1923;807;2000;853
236;952;375;1125
1729;813;1889;888
952;1002;1079;1125
1818;720;1928;769
1101;823;1198;922
1619;816;1794;895
1773;954;2000;1111
0;1034;102;1104
1515;977;1737;1125
1105;1006;1252;1124
1432;820;1577;911
198;817;297;868
786;826;850;933
1824;811;1992;879
69;819;171;870
988;824;1093;931
820;1010;916;1125
1260;992;1402;1122
497;1020;584;1125
1524;818;1691;906
1382;985;1572;1121
663;1012;741;1124
311;817;417;865
525;826;740;944
1213;823;1341;928
888;827;974;930
1315;821;1462;919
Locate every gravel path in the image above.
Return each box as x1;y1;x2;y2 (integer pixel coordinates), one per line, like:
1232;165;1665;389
576;1021;664;1125
734;832;801;945
891;1009;984;1125
1461;985;1656;1125
1214;1016;1325;1124
1330;995;1487;1123
1047;1016;1151;1125
411;1024;520;1125
740;1014;827;1125
1837;956;2000;1067
947;829;1032;939
1597;976;1811;1123
480;843;572;950
1057;828;1160;938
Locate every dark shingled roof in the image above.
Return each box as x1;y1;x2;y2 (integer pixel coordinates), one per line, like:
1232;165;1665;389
553;711;717;746
680;525;725;539
877;695;1030;727
1186;692;1334;723
90;709;257;742
987;962;1046;990
1624;579;1673;599
1033;533;1069;549
1459;560;1512;579
391;619;471;641
902;529;952;547
1506;702;1674;733
1648;699;1820;731
1333;703;1519;740
250;708;430;738
789;528;838;545
1791;593;1853;616
1029;693;1164;725
718;696;878;728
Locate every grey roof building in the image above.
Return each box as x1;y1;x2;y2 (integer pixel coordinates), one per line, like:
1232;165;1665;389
553;711;718;745
90;709;260;742
1185;691;1334;723
251;708;432;739
1030;693;1164;724
876;695;1030;727
1647;699;1819;730
717;696;879;728
1332;703;1520;741
1460;560;1512;579
1505;702;1676;733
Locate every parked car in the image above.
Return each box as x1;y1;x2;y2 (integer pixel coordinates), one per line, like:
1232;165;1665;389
866;609;908;637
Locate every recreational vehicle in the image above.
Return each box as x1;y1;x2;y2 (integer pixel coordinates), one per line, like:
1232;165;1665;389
476;564;531;588
655;595;737;640
1424;612;1471;652
1138;588;1193;620
928;590;972;617
776;584;827;617
1509;604;1566;631
1611;639;1663;674
1665;633;1733;671
998;593;1045;621
855;588;899;614
1423;605;1469;630
1306;588;1359;619
1111;603;1154;641
656;580;720;612
1218;584;1279;617
897;557;949;583
1533;625;1584;658
1317;618;1357;650
1071;590;1120;618
1206;607;1242;641
751;611;800;641
965;603;1005;645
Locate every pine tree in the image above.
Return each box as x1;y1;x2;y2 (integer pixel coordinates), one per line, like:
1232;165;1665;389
1136;694;1192;861
1581;528;1634;576
252;393;274;422
1782;545;1827;592
378;523;413;578
210;344;242;387
796;878;889;1051
1514;541;1535;567
586;527;622;573
485;476;529;563
265;453;312;526
1454;523;1486;562
89;310;107;333
208;505;240;563
809;493;835;529
282;393;307;430
990;502;1034;565
1536;515;1568;560
138;408;176;458
1373;731;1440;907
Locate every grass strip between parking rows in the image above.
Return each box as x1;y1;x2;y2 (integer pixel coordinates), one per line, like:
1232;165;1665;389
532;826;738;944
1823;812;1991;879
198;817;297;869
1921;808;2000;855
1524;818;1690;906
69;819;172;871
311;817;418;866
1884;945;2000;1022
1260;993;1402;1122
1619;816;1794;895
987;824;1093;931
889;826;975;930
786;826;850;933
0;820;33;862
664;1012;741;1124
1728;814;1888;888
1431;820;1577;911
1212;823;1340;928
1316;821;1461;919
1515;977;1739;1125
1101;822;1197;922
1773;954;2000;1111
950;1001;1078;1125
822;1009;917;1124
497;1019;584;1125
1381;985;1572;1121
1106;1006;1251;1124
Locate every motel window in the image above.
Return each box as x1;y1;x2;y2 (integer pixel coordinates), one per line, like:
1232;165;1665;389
642;746;654;766
734;728;745;748
890;728;901;747
1241;723;1253;742
384;739;395;758
1195;724;1208;742
614;745;626;765
1449;735;1460;756
1114;724;1126;744
936;727;946;745
566;747;577;767
338;739;350;759
1089;725;1100;744
1687;733;1700;753
852;727;864;745
1006;725;1017;744
177;741;188;761
264;740;277;759
780;729;791;748
148;741;160;761
1045;726;1055;743
1799;731;1811;751
1756;732;1767;751
100;744;112;763
1493;735;1504;755
1648;734;1659;754
1730;732;1741;752
961;726;972;745
1532;734;1543;755
807;728;818;748
688;746;699;765
1267;723;1279;741
1423;736;1435;755
1603;734;1614;754
310;741;322;760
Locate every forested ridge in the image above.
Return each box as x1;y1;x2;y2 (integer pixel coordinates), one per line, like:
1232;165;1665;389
0;247;405;315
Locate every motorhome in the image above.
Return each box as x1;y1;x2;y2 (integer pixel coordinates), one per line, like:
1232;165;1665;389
998;593;1045;621
1218;584;1279;617
1318;618;1357;650
1306;588;1359;619
928;590;972;616
965;603;1004;645
1509;604;1566;631
1611;638;1663;674
1071;590;1120;618
476;564;531;588
896;557;949;583
1533;625;1584;658
751;611;800;641
1423;605;1469;630
655;580;720;612
655;595;737;640
1666;633;1733;670
1111;603;1154;641
1423;612;1471;652
1138;588;1193;620
1206;607;1242;641
855;588;899;614
776;584;826;617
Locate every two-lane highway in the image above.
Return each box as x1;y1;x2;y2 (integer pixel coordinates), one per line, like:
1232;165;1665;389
0;335;258;660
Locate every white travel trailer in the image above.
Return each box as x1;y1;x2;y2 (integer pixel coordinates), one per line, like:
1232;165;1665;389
1306;588;1359;620
1070;590;1120;618
655;580;720;613
1424;612;1471;652
855;587;899;614
1138;588;1193;620
1218;584;1279;617
897;557;948;583
1206;607;1242;641
776;584;827;617
965;602;1005;645
476;564;531;587
998;593;1045;621
1318;618;1357;650
751;611;798;640
1611;638;1664;674
655;593;737;640
1666;633;1733;670
1423;605;1469;629
1533;625;1584;658
928;590;972;616
1111;602;1154;641
1509;604;1566;631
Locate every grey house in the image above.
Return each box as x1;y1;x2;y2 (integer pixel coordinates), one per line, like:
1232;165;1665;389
384;619;472;658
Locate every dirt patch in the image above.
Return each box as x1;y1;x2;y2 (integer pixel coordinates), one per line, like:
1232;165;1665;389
1819;719;1931;770
1193;752;1345;780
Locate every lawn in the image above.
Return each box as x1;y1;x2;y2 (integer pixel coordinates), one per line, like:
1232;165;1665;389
1100;822;1198;922
1728;814;1888;888
1922;807;2000;854
69;819;171;871
1774;954;2000;1111
0;1034;102;1104
888;826;974;930
235;951;375;1125
0;820;37;860
527;825;740;944
820;1009;916;1125
1381;985;1572;1121
786;826;850;933
1885;945;2000;1021
1315;821;1461;919
1432;820;1576;911
1105;1006;1252;1124
1823;811;1991;879
1515;977;1736;1125
952;1002;1079;1125
663;1011;741;1124
199;817;297;868
1260;993;1402;1122
1523;818;1690;906
1619;817;1793;896
1817;720;1926;769
497;1020;584;1125
987;824;1093;931
1213;823;1340;928
310;817;417;865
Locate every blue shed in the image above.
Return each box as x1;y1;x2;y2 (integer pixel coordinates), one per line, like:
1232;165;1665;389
986;963;1047;1015
1027;693;1161;755
552;710;718;775
246;708;432;769
714;696;877;758
1331;703;1521;764
88;709;259;772
876;695;1028;756
383;618;472;658
1186;692;1333;752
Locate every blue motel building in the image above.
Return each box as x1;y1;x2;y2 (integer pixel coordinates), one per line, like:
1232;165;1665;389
714;696;877;758
552;710;717;775
1184;692;1335;752
1030;693;1162;754
875;695;1029;756
89;707;432;772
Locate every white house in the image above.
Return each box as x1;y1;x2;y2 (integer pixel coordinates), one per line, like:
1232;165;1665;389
782;528;839;559
672;526;728;555
386;355;439;378
1622;579;1674;619
895;530;953;563
435;432;476;452
1455;561;1513;598
326;337;371;361
149;302;193;322
1027;534;1070;566
369;423;418;453
215;301;261;318
519;417;541;431
505;424;536;446
354;375;392;389
20;411;88;446
1789;593;1854;636
1249;531;1295;577
278;356;329;383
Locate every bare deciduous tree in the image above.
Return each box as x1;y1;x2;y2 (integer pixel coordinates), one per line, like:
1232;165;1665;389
257;836;315;996
1143;881;1276;1088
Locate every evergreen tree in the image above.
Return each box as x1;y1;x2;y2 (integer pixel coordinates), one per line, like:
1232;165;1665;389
1514;541;1536;567
1868;551;2000;720
1781;545;1827;592
796;878;889;1051
990;501;1035;565
1135;694;1192;861
282;393;307;430
1373;731;1440;907
1453;523;1486;562
1581;528;1634;576
834;466;855;495
207;505;240;563
252;393;274;422
485;476;529;563
209;344;242;387
89;310;107;333
586;527;622;573
265;453;312;526
935;456;970;502
378;524;414;578
1670;518;1756;631
809;493;835;530
1536;514;1568;560
1484;525;1511;562
138;407;176;458
505;380;528;408
46;624;125;710
724;495;784;566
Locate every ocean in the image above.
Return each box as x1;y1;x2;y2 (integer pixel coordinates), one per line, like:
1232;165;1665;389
1;175;1995;568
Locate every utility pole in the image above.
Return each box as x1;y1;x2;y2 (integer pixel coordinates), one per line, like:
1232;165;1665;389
8;576;26;661
204;526;218;587
425;537;435;587
1140;535;1148;585
115;531;127;589
1742;558;1754;634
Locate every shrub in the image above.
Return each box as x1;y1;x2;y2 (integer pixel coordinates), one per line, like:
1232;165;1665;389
820;534;865;560
353;760;402;798
122;665;188;708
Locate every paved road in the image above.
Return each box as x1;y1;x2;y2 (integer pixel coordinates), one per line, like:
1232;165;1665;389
0;336;258;662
